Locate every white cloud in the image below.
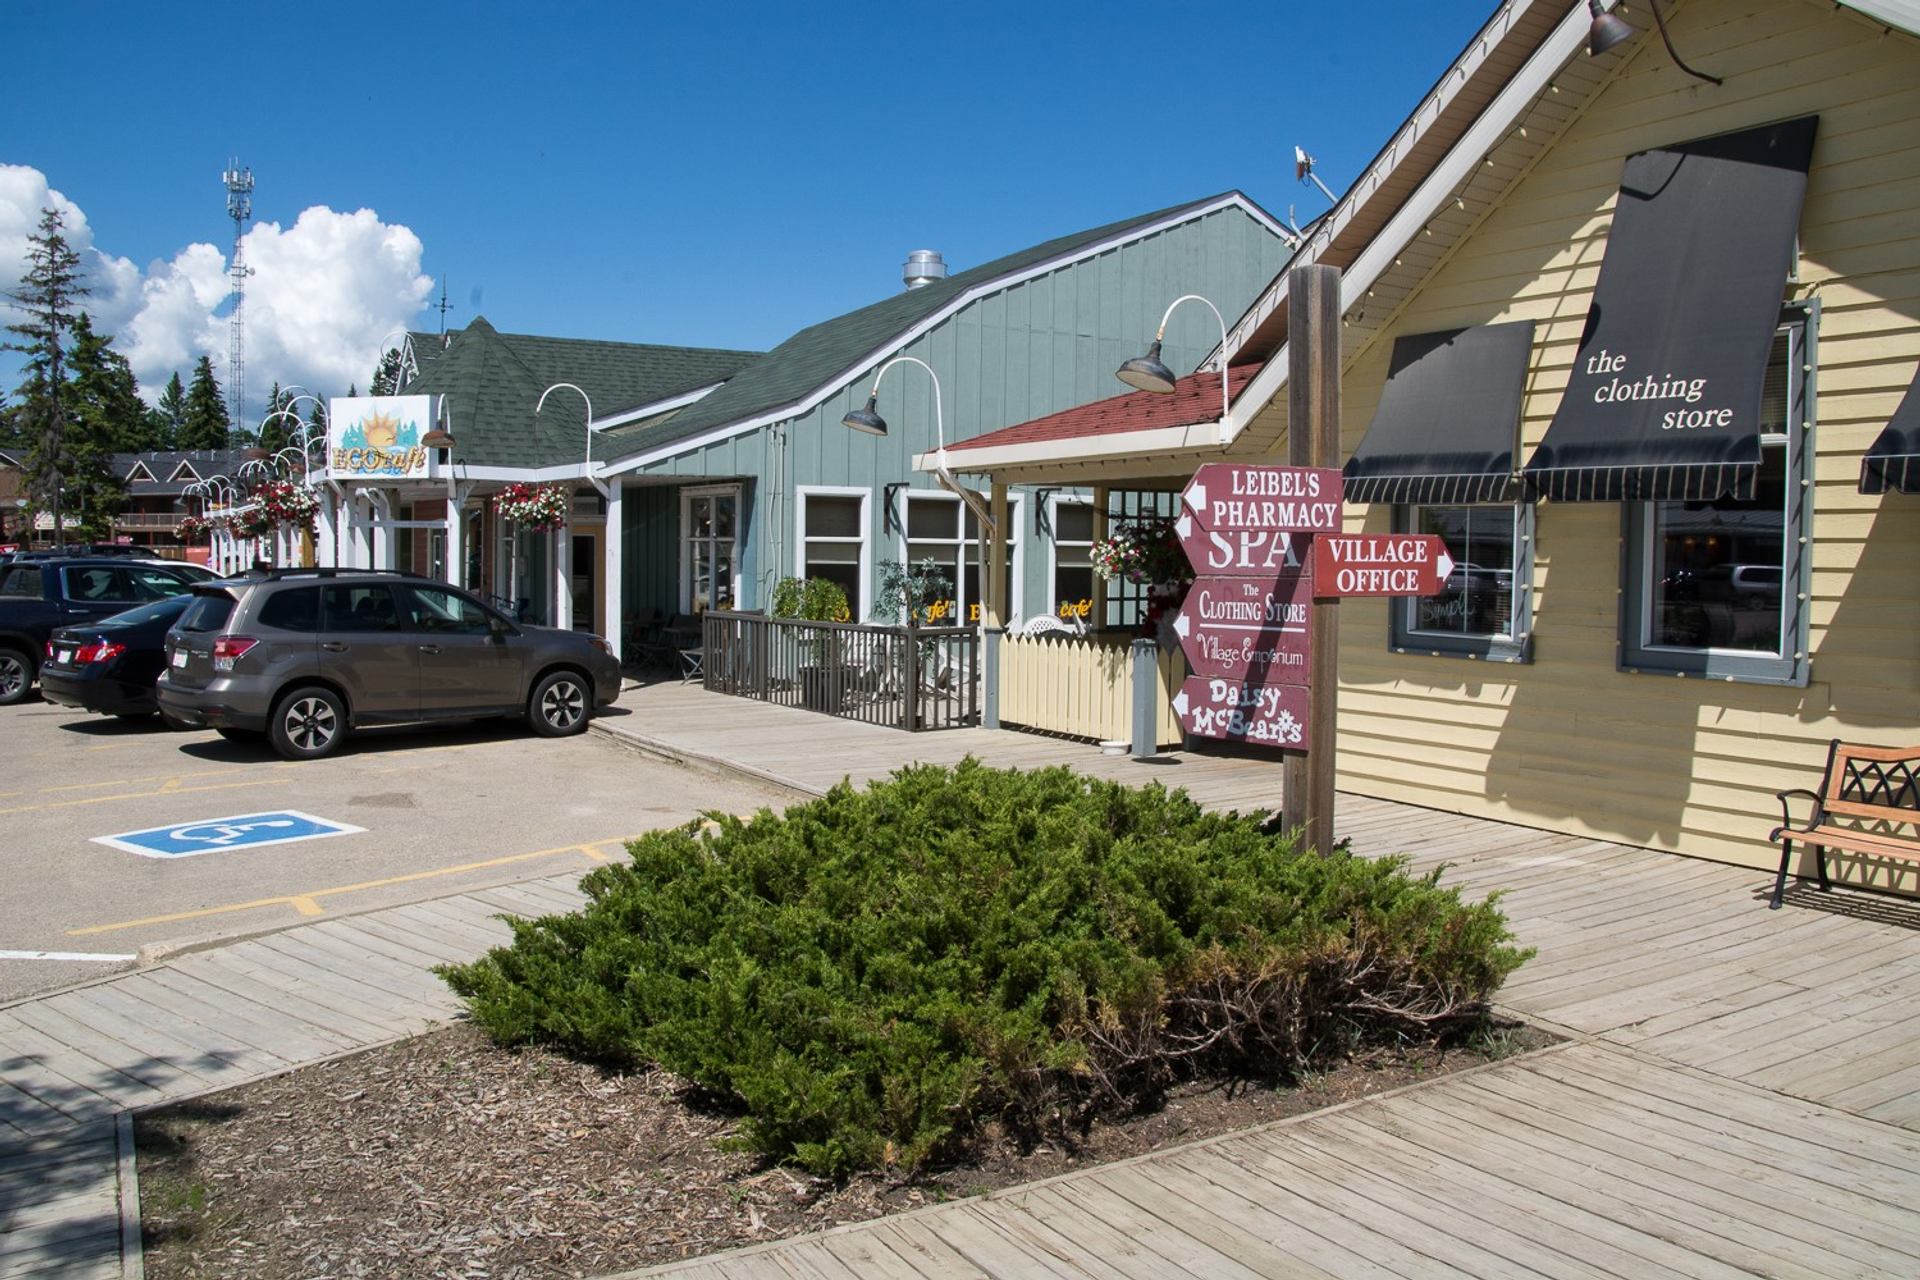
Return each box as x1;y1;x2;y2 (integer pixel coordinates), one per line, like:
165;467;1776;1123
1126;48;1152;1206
1;164;432;414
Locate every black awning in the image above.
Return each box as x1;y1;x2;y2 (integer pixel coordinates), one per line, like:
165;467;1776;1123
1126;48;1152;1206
1861;365;1920;495
1524;116;1818;502
1344;320;1535;505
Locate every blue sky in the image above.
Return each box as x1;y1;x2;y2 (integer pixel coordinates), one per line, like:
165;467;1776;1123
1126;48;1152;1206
2;0;1495;400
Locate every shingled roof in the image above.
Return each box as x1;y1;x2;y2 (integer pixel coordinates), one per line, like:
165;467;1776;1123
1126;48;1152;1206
401;319;761;470
110;449;256;496
594;192;1266;467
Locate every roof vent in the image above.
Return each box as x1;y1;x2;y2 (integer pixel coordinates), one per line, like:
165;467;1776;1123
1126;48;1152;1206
902;249;947;290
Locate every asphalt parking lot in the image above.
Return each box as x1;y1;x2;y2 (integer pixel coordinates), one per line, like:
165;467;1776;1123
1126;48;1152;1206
0;693;796;1002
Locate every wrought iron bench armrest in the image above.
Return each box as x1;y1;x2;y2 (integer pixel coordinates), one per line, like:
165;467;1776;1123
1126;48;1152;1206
1772;787;1823;838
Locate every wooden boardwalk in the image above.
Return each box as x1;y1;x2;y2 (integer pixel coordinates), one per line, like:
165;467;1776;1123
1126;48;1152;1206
6;680;1920;1276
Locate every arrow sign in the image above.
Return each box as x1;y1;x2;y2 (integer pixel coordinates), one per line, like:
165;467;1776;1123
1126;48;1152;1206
1172;676;1310;749
1175;575;1312;682
1177;512;1310;577
1310;534;1454;597
1181;463;1344;535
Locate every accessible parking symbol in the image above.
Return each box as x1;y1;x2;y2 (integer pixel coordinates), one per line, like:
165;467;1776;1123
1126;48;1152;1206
93;810;366;859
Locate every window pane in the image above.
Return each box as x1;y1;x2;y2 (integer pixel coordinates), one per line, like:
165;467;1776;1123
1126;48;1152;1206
323;585;401;632
1648;448;1786;653
906;497;957;540
805;496;861;539
805;562;860;619
259;587;322;633
405;587;489;634
1056;501;1095;543
806;541;862;565
178;593;236;633
129;567;193;600
1410;505;1517;637
1054;566;1094;620
0;567;41;598
962;504;1016;544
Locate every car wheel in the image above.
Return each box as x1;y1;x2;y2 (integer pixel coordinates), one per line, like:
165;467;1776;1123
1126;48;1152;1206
0;647;32;706
269;686;348;760
528;670;590;737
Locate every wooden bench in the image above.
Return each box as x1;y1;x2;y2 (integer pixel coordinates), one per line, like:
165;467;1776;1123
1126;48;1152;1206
1770;739;1920;909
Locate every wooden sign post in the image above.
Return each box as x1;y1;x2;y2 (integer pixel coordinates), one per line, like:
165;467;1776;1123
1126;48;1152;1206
1283;265;1342;857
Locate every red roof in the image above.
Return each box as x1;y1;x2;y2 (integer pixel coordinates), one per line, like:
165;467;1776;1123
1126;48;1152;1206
948;364;1264;453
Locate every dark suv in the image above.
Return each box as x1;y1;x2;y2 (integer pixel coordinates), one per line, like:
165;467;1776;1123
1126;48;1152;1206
0;557;202;705
156;569;623;760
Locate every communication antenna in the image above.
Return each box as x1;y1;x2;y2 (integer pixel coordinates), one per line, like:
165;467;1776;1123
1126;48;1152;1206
1293;145;1338;204
435;276;454;334
222;161;255;436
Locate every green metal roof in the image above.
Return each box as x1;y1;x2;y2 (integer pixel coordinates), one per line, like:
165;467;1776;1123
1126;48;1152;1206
401;318;760;470
594;192;1258;466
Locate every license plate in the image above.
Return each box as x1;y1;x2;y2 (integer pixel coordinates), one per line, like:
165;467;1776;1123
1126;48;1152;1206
171;649;188;669
56;648;74;665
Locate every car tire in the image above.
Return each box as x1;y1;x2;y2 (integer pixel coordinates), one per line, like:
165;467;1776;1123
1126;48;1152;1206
528;669;590;738
269;686;348;760
0;647;33;706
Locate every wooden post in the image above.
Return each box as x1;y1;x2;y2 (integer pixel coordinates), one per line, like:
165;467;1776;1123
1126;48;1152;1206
986;481;1010;628
1283;265;1342;857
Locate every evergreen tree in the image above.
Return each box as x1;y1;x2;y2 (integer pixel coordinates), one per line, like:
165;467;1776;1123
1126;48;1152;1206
2;207;90;545
69;314;155;452
256;382;297;453
370;347;405;396
146;371;187;450
305;398;328;457
178;355;231;450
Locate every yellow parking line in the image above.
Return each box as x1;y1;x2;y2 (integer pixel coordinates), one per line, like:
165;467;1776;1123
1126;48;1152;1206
0;777;287;817
66;836;636;937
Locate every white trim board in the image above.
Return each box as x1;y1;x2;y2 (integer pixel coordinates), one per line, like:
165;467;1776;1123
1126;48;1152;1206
601;193;1277;478
591;381;730;432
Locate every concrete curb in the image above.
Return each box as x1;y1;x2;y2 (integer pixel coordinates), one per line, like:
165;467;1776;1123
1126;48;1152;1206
588;719;826;799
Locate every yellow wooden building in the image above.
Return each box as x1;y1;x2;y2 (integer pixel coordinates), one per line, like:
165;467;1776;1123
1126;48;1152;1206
939;0;1920;887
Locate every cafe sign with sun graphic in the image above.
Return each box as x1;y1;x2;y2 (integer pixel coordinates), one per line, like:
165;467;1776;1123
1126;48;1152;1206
327;395;440;479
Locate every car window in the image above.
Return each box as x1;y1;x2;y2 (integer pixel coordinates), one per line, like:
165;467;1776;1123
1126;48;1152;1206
103;596;195;628
0;565;41;599
178;592;238;633
65;566;133;602
258;586;322;632
403;586;492;635
322;585;401;632
127;566;193;601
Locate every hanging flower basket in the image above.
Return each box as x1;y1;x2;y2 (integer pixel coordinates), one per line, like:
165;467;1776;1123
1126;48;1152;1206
220;505;274;540
1089;517;1193;588
494;482;572;532
176;514;210;544
253;479;320;531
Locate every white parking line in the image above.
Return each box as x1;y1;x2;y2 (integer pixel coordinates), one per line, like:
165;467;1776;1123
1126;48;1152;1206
0;949;137;962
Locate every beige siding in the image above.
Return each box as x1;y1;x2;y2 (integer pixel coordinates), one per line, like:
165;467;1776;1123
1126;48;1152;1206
1329;0;1920;881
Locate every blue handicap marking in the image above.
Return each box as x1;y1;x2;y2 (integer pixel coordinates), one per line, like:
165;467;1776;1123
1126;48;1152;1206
92;810;366;860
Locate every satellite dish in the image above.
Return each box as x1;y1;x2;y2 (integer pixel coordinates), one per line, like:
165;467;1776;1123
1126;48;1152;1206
1294;145;1312;181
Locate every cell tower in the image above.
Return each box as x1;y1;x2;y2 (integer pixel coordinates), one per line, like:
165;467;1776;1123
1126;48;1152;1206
222;161;255;433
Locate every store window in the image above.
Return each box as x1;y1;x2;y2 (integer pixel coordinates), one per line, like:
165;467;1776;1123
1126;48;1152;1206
1391;503;1533;662
682;485;739;614
1049;498;1095;622
900;491;1019;624
1622;308;1813;685
797;487;865;619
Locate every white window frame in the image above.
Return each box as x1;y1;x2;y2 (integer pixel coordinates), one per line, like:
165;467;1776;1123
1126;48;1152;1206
894;488;1023;626
795;485;871;621
1045;493;1096;623
681;483;743;614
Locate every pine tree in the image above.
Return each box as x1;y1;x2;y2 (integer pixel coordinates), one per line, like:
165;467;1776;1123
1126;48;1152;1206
178;355;231;450
69;315;154;452
2;207;90;546
147;371;187;450
370;347;405;396
256;382;298;453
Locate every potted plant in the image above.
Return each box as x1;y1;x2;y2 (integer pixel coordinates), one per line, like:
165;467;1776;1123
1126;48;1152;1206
770;576;852;712
1090;516;1194;641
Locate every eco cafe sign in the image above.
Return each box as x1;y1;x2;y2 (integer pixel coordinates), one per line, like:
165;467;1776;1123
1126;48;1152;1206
327;395;440;479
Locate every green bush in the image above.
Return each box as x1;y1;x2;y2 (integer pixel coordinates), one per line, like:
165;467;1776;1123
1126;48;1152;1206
769;576;850;622
441;761;1530;1176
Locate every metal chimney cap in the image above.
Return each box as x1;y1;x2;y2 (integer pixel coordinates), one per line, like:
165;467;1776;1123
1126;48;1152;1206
902;249;948;290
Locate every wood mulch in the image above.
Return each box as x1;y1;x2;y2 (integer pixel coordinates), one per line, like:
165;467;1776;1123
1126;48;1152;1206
137;1018;1554;1279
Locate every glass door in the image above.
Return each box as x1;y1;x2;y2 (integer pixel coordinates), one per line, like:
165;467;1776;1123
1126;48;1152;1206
681;486;739;613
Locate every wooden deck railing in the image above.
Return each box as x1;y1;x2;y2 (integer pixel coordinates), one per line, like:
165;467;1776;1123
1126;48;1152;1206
999;631;1187;746
701;610;979;732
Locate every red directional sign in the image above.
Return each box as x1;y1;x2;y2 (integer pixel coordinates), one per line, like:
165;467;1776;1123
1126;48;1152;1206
1181;463;1344;535
1174;575;1312;682
1310;534;1454;598
1172;676;1310;749
1176;511;1309;577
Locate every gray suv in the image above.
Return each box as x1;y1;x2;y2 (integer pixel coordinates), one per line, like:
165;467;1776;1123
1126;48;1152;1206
157;569;622;760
